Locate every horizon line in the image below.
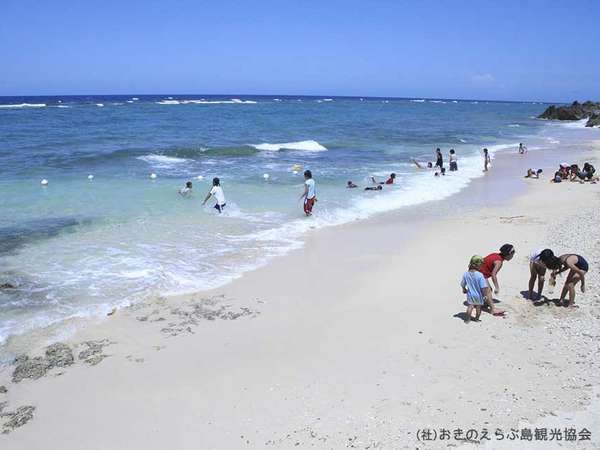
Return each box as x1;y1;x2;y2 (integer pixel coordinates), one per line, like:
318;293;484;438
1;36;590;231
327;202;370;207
0;92;566;105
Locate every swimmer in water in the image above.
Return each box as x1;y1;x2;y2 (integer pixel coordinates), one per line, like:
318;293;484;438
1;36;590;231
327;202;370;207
179;181;193;197
412;159;434;169
347;181;358;188
371;173;396;185
364;185;383;191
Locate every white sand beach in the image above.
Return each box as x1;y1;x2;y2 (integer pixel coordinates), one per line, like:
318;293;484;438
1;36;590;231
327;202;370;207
1;141;600;449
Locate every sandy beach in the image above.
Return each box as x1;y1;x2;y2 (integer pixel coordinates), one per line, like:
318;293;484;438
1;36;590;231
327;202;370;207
1;139;600;449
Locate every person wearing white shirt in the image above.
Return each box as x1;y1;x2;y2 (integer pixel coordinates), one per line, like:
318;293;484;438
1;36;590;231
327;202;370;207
178;181;193;197
299;170;316;216
202;177;226;213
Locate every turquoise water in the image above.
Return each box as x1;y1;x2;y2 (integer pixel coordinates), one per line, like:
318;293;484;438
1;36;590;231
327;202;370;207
0;95;556;343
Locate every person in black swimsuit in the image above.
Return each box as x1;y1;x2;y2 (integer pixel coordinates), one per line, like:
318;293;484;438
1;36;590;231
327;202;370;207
435;148;443;170
552;254;589;307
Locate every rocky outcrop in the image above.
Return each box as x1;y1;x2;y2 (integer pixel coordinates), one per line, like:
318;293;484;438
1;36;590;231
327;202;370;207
587;112;600;128
538;101;600;127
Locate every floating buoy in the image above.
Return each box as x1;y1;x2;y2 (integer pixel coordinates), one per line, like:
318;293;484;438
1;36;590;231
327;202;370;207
150;173;157;179
41;179;49;186
196;175;204;180
88;174;94;180
263;173;270;180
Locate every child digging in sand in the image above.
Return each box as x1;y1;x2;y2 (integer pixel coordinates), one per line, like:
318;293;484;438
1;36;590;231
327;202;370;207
460;255;490;323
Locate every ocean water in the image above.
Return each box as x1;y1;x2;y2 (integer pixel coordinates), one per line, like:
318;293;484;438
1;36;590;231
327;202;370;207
0;95;568;345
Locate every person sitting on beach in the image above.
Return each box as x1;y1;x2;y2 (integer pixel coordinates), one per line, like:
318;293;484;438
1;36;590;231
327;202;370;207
578;162;597;182
551;254;589;308
558;164;570;180
178;181;193;197
202;177;226;213
412;159;433;169
478;244;515;316
371;173;396;185
347;181;358;189
518;143;527;154
300;170;317;216
460;255;490;323
483;148;491;172
364;185;383;191
524;169;543;179
568;164;580;181
449;149;458;171
550;171;562;183
528;248;561;300
435;148;443;170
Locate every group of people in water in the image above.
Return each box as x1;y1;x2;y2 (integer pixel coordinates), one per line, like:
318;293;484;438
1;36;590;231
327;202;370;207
461;244;589;323
179;170;319;216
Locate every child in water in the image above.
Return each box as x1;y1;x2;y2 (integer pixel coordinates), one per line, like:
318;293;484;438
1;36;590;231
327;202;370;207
179;181;193;197
460;255;490;323
202;177;226;213
300;170;316;216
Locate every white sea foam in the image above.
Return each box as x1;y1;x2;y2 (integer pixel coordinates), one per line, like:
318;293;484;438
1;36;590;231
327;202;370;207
96;103;104;107
156;99;257;105
430;100;447;104
558;119;591;129
0;103;46;108
410;99;425;103
508;124;520;127
252;140;327;152
137;154;190;167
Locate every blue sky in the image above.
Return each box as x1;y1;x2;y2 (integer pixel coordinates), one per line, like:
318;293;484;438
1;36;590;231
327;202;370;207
1;0;599;101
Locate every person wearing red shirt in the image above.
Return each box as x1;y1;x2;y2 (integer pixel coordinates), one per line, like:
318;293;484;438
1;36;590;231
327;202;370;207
478;244;515;316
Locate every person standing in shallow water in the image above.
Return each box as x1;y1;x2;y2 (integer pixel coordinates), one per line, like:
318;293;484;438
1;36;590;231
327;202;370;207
449;149;458;171
300;170;316;216
478;244;516;316
202;177;226;213
483;148;491;172
435;148;443;170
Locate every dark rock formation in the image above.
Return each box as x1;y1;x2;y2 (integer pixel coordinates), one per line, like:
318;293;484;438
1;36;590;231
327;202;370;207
587;112;600;128
538;101;600;127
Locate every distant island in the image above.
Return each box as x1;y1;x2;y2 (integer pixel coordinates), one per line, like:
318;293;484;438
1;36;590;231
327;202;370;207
539;100;600;127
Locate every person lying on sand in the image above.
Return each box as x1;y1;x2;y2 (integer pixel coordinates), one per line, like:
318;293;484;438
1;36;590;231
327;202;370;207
552;254;589;308
477;244;515;316
371;173;396;185
412;159;433;169
528;248;561;300
346;181;358;188
460;255;490;323
524;169;543;178
364;185;383;191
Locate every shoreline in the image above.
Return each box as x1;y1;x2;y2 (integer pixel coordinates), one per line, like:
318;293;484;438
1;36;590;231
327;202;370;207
1;132;600;447
0;123;590;356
